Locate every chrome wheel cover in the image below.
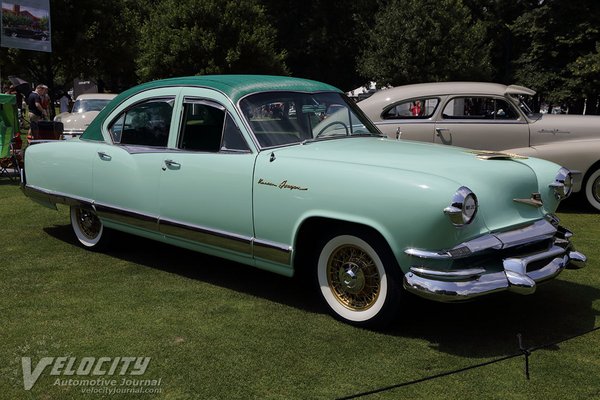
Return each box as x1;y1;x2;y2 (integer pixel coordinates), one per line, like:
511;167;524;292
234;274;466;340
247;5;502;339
326;244;381;311
75;208;102;240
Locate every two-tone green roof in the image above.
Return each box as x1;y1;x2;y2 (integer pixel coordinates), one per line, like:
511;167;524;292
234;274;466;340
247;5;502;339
81;75;341;141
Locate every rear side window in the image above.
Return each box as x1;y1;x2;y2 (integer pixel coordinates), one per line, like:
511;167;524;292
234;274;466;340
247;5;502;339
382;98;439;119
442;97;519;120
110;98;174;146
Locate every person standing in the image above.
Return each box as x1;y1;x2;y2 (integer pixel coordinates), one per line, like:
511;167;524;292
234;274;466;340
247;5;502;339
59;92;71;113
27;84;48;140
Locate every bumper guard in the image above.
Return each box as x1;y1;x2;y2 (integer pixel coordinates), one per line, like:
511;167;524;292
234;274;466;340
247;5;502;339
403;218;586;302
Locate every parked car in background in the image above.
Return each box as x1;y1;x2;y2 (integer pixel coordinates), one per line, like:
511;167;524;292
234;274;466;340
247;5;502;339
22;75;585;327
54;93;116;138
3;26;48;41
358;82;600;211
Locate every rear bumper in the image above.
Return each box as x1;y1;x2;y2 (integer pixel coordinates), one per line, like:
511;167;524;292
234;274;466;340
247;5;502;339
403;217;586;302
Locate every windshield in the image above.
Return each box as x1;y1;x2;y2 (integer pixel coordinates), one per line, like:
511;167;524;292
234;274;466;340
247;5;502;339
72;99;112;113
240;91;380;148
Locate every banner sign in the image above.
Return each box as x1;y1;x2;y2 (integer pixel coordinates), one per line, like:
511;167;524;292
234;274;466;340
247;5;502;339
1;0;51;52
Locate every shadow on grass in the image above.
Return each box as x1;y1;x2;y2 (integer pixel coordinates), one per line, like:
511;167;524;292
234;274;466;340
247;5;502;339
558;193;598;214
0;175;20;186
43;224;323;314
45;223;599;359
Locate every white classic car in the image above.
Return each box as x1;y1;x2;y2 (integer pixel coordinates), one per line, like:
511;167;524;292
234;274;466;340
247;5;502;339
358;82;600;211
54;93;117;138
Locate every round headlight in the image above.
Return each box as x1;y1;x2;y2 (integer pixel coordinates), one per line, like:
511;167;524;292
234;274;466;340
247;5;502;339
550;167;573;200
444;186;478;226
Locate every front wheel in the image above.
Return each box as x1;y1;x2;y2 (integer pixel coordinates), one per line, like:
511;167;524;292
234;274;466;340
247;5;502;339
584;167;600;211
70;206;108;249
316;231;402;327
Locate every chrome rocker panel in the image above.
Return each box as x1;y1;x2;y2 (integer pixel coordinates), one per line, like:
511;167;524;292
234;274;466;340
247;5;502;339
403;218;587;302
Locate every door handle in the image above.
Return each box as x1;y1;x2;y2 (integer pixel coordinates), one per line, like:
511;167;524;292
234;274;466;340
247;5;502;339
435;128;452;145
163;159;181;170
435;128;450;136
97;151;111;160
396;127;402;139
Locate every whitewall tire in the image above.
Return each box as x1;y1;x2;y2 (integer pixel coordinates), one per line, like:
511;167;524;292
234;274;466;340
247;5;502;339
316;231;401;327
70;206;106;248
584;168;600;211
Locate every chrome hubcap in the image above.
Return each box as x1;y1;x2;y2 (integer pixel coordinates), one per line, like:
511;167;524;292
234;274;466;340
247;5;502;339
76;208;101;239
327;245;380;311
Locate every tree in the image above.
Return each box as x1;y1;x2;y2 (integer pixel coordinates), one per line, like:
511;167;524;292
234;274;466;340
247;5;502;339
136;0;287;81
358;0;492;86
260;0;379;91
0;0;142;95
510;0;600;113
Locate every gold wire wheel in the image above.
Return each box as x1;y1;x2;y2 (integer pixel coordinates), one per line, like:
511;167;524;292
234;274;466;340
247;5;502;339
75;208;102;240
326;244;381;311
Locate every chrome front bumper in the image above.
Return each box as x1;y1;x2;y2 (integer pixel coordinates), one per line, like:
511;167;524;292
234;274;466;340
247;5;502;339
403;217;586;302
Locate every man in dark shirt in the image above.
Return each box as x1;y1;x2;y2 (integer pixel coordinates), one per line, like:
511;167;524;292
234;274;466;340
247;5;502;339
27;84;48;139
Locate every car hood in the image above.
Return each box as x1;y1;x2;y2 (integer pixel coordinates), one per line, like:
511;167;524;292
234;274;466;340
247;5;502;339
272;137;540;184
264;137;561;232
56;111;101;132
530;114;600;145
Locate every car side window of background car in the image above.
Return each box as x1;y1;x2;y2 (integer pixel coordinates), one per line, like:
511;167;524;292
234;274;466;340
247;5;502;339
109;98;174;146
382;98;439;119
442;97;519;120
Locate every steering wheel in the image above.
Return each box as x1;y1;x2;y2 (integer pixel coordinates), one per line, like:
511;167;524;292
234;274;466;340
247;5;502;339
315;121;349;138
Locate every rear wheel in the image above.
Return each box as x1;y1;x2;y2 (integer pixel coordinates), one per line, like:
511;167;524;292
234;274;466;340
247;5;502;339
584;167;600;211
70;206;108;248
316;230;402;327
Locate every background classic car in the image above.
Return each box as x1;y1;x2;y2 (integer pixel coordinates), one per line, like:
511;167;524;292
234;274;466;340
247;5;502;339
358;82;600;211
54;93;117;138
22;76;585;327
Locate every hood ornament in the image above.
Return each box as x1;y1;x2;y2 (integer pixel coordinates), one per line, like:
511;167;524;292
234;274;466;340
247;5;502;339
513;193;543;207
469;150;528;160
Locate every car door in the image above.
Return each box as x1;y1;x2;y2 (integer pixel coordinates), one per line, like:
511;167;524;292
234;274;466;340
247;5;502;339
158;89;256;260
433;95;529;151
92;88;180;232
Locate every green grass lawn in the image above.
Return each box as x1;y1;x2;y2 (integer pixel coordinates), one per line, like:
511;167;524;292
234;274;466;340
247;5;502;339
1;178;599;399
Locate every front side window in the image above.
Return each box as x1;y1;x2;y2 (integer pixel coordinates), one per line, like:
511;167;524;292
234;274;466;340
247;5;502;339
110;98;174;146
178;100;250;153
382;98;439;119
442;97;519;120
240;91;379;148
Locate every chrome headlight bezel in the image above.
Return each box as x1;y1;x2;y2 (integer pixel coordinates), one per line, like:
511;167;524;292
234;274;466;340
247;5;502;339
444;186;479;227
549;167;573;200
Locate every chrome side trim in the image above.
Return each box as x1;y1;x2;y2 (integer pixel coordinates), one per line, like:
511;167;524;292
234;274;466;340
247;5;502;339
159;217;252;255
94;203;159;232
253;239;292;265
22;185;292;265
22;184;94;208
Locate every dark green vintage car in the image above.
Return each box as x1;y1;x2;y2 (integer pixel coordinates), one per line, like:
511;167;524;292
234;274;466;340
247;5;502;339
21;75;586;327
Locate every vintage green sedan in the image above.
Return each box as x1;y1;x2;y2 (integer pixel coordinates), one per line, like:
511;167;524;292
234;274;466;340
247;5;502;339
21;75;586;327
